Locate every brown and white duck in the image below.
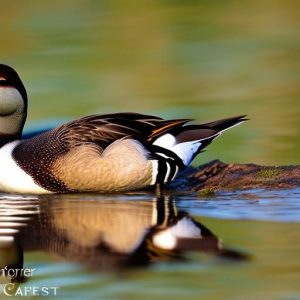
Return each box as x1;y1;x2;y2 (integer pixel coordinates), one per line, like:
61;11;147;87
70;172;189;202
0;64;246;194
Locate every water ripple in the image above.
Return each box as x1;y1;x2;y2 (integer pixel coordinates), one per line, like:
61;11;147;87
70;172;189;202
177;188;300;222
0;195;40;242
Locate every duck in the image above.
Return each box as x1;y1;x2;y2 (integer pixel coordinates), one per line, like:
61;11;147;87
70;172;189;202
0;64;246;194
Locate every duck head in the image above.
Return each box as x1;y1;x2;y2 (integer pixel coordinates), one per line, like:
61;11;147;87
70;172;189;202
0;64;27;144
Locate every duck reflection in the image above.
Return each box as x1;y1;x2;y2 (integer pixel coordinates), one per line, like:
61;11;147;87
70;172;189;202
0;195;39;283
0;193;246;279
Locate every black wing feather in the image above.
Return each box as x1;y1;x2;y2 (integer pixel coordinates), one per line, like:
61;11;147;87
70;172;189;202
55;112;190;149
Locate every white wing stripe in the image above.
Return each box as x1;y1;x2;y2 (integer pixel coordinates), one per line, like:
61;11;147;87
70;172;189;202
153;133;202;166
171;165;179;181
164;162;171;183
150;160;158;185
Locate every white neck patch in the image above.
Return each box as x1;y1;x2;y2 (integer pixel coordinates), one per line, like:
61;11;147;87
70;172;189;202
0;88;23;116
0;87;25;135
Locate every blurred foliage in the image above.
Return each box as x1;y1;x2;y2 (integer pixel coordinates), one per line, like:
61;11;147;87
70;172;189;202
0;0;299;165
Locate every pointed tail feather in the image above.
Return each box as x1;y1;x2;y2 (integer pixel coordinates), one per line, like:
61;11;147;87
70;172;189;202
201;115;248;132
152;115;247;167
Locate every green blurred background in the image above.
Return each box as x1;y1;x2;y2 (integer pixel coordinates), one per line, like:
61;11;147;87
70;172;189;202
1;3;299;299
1;0;299;165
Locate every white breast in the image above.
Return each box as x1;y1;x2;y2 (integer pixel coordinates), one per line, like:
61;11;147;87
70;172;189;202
0;141;51;194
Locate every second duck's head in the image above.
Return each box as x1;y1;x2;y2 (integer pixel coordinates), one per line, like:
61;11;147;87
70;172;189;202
0;64;27;140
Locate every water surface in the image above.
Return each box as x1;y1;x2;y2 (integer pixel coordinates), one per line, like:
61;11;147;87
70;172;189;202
0;0;299;299
0;191;299;299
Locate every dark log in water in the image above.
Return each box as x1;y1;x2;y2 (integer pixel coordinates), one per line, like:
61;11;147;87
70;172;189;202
170;160;300;192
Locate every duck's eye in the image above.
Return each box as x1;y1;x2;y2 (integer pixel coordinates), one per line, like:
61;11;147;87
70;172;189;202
0;77;7;85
